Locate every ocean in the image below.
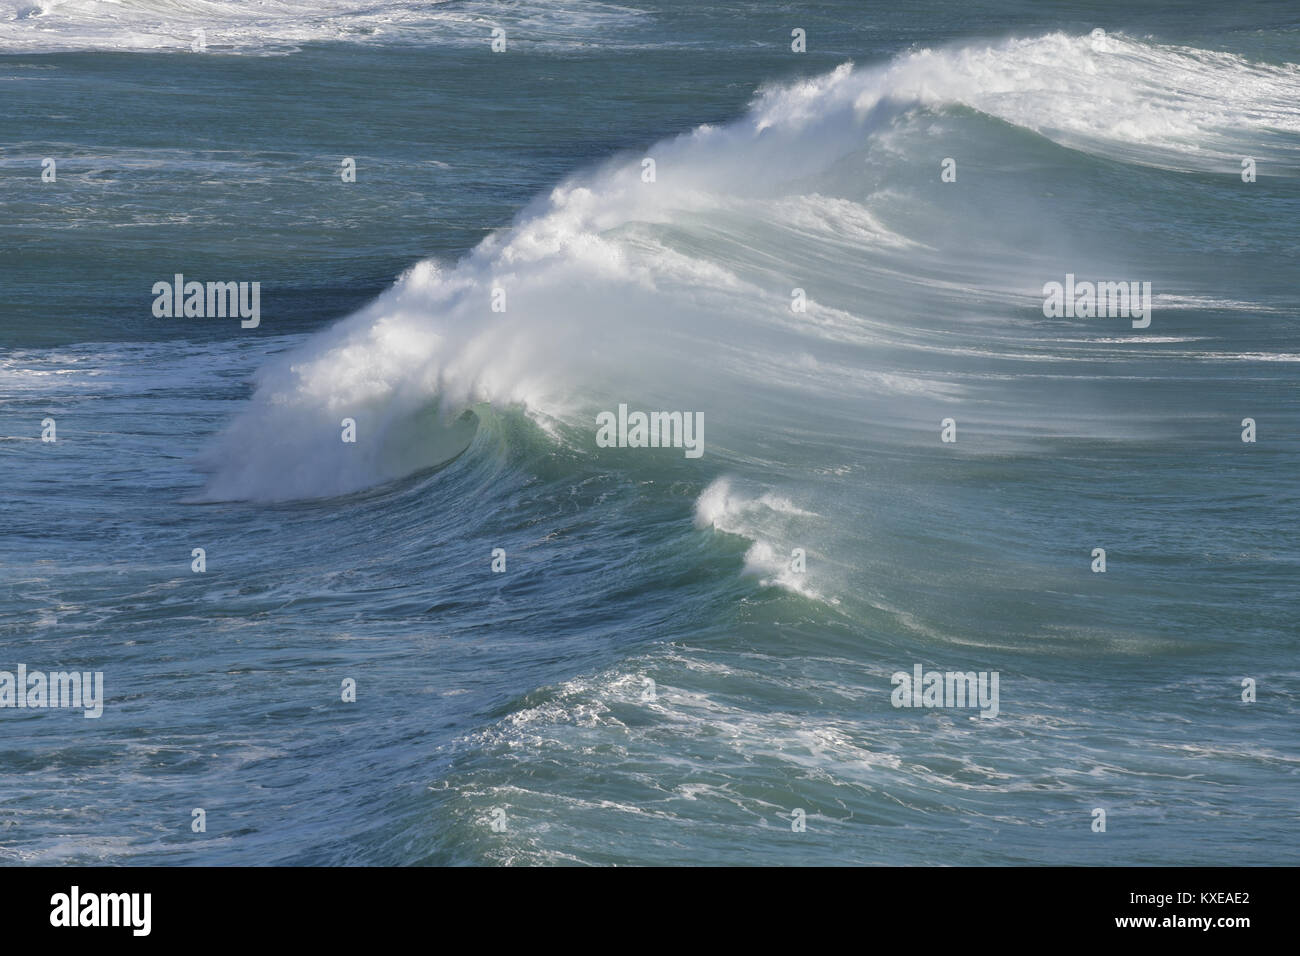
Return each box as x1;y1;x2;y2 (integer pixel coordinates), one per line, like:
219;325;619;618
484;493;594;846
1;0;1297;865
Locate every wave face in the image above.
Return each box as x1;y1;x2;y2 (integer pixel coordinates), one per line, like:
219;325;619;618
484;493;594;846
5;11;1299;866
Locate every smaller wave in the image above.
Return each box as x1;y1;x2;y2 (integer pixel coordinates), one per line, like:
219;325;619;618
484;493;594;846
694;477;825;599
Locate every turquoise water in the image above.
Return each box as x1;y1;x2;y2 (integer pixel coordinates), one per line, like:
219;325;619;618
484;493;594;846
1;0;1298;865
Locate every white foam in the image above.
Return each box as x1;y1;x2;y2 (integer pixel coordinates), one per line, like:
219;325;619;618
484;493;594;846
0;0;646;54
693;478;824;599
